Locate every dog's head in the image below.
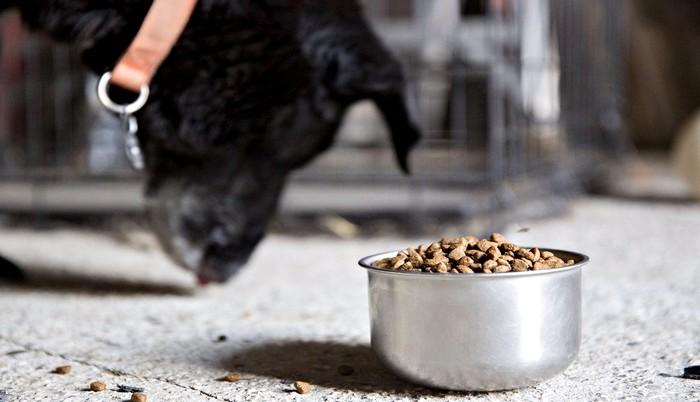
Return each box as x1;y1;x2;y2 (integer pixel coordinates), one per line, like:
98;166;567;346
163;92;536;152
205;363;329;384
8;0;420;283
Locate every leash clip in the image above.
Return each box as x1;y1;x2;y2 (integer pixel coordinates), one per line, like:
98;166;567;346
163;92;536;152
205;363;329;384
97;72;149;170
97;72;150;115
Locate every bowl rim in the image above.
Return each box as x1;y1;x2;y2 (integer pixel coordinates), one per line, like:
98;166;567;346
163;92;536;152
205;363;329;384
358;247;589;279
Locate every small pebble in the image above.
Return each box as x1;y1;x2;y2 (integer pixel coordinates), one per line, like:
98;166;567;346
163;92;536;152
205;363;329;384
89;381;106;392
337;365;355;376
131;392;147;402
221;372;241;382
53;365;71;375
293;380;312;394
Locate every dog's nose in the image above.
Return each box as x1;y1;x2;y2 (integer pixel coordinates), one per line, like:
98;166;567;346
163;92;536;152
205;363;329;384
196;272;213;286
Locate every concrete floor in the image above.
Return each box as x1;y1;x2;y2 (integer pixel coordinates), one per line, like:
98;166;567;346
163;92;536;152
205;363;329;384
0;197;698;401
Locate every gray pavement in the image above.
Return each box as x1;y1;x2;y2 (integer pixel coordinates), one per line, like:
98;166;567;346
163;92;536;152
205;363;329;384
0;197;698;401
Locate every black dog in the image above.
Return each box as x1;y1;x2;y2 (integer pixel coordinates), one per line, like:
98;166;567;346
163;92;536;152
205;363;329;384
1;0;420;283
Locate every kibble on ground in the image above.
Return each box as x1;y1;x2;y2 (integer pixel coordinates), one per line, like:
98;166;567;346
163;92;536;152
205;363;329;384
130;392;147;402
293;381;312;394
52;365;71;375
220;372;241;382
89;381;106;392
373;233;576;274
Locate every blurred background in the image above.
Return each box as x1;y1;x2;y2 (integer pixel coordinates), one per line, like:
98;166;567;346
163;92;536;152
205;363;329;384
0;0;698;236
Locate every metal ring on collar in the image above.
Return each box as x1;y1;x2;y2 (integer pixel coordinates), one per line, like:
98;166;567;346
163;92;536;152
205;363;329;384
97;72;150;115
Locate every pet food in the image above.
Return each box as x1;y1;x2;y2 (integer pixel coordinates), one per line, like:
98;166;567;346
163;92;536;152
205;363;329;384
221;372;241;382
131;392;147;402
53;365;71;375
89;381;106;392
373;233;575;274
293;381;312;394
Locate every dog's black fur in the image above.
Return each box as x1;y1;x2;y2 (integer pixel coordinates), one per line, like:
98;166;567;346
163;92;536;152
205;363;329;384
1;0;420;282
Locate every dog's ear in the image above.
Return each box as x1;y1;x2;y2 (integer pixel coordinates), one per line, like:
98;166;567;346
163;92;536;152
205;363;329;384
11;1;146;73
373;92;420;174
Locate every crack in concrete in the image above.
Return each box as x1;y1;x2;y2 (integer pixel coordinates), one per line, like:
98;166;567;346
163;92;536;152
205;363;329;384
0;335;232;401
155;377;234;402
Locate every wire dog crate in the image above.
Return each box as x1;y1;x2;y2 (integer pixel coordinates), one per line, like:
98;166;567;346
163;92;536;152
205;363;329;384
0;1;629;219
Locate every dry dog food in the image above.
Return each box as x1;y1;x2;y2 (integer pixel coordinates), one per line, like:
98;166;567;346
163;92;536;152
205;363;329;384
52;365;71;375
373;233;575;274
221;372;241;382
131;392;147;402
293;381;312;394
89;381;106;392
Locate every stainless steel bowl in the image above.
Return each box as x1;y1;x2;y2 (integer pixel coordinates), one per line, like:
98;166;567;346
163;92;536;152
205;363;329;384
358;249;589;391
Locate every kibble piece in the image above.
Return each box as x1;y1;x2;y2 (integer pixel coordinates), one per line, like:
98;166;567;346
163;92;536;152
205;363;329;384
448;246;466;261
435;262;449;273
496;258;511;268
566;259;575;265
511;259;529;271
467;262;481;270
425;253;448;267
486;246;502;259
53;365;71;375
221;372;241;382
516;248;537;262
477;239;497;252
456;265;474;273
294;381;312;394
482;260;498;271
545;257;565;268
490;232;507;243
532;248;541;262
465;249;486;260
541;251;554;259
131;392;147;402
391;255;406;269
458;256;474;265
546;256;565;264
500;242;519;252
89;381;106;392
428;242;442;252
494;265;511;273
396;262;409;271
533;261;550;270
407;248;423;265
